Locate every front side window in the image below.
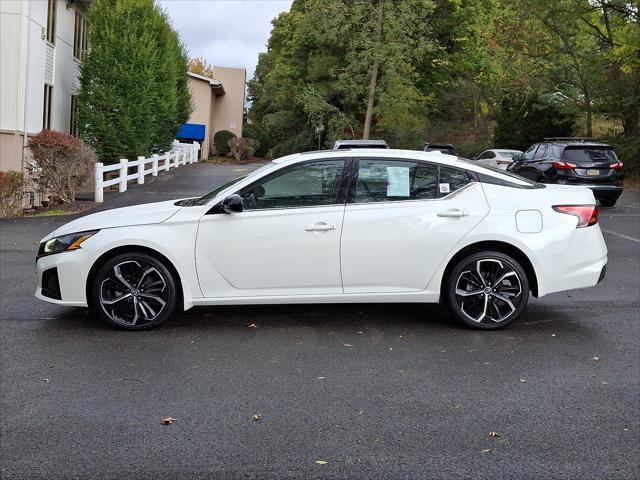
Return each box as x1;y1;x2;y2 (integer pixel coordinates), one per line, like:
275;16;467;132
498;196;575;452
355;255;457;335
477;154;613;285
241;160;346;210
523;144;538;161
479;151;495;159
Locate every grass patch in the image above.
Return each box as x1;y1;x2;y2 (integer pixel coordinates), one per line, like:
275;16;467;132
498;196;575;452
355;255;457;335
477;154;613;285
31;209;68;217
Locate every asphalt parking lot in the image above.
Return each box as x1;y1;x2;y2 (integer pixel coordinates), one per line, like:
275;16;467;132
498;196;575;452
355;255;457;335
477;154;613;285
1;163;638;480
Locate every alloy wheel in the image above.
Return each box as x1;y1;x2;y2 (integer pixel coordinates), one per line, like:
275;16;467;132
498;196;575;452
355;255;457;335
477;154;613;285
454;258;523;324
99;260;169;327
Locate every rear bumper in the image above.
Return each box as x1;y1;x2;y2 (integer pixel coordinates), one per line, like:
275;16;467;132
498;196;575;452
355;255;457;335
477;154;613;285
536;225;608;296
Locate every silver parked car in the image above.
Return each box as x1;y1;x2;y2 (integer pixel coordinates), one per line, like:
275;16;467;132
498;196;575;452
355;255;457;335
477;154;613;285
475;149;523;170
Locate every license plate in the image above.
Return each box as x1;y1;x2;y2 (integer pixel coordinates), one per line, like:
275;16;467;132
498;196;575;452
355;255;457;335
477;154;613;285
587;169;600;176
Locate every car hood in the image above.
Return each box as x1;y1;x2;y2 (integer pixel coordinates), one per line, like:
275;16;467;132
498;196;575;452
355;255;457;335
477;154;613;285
43;199;183;241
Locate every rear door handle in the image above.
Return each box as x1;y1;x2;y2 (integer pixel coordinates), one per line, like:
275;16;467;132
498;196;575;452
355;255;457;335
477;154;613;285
437;209;469;218
305;221;337;232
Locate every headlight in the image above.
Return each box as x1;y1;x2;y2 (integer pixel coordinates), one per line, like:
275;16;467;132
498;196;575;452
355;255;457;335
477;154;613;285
37;230;99;259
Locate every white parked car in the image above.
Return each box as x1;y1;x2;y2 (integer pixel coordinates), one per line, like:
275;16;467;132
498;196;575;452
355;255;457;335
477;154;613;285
475;149;523;170
36;149;607;331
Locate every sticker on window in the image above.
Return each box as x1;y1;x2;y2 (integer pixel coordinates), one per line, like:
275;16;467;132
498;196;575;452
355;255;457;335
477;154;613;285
439;183;451;194
387;167;410;197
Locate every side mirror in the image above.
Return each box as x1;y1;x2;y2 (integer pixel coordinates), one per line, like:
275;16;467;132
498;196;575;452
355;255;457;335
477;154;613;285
221;194;244;214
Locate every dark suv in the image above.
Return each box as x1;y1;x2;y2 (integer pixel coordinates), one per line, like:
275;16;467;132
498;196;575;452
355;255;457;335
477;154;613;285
508;138;624;207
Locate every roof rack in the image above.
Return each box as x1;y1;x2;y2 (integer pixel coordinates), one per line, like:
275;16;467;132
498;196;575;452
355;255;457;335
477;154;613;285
543;137;598;142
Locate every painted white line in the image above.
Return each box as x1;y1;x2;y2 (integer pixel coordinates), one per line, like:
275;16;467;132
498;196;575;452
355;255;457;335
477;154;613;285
601;228;640;244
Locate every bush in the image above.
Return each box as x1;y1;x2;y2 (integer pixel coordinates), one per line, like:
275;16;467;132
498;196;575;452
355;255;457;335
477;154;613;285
0;171;24;217
28;130;97;203
213;130;236;156
228;137;258;161
243;124;272;157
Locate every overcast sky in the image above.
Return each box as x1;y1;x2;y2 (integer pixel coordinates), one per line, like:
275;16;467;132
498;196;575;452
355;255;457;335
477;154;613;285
159;0;293;80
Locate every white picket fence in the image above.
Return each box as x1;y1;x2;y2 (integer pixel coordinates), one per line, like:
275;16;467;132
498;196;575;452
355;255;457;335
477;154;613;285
94;141;200;203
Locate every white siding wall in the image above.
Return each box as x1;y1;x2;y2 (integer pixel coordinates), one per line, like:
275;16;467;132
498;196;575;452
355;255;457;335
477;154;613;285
0;0;83;136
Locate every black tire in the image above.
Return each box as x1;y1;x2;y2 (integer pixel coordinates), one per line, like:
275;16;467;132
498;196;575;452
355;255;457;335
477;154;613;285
599;198;617;208
91;252;177;330
445;251;529;330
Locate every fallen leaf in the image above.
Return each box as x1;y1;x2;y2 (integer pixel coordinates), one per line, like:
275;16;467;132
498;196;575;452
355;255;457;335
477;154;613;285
317;376;325;380
551;334;556;337
481;448;494;454
483;362;492;365
344;343;353;347
489;431;500;437
388;347;393;351
247;323;257;329
357;331;364;334
252;414;261;422
315;460;328;465
601;381;608;385
161;416;177;425
592;356;600;361
519;378;527;383
44;378;50;382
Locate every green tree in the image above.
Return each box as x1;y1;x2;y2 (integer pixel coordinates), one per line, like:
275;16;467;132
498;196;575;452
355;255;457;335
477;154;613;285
494;94;576;150
77;0;191;163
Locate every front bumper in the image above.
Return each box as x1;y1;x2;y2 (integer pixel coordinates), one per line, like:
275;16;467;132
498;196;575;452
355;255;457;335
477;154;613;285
35;250;92;307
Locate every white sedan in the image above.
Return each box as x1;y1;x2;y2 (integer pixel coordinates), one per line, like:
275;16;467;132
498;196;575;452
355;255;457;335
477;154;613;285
475;149;523;170
36;149;607;331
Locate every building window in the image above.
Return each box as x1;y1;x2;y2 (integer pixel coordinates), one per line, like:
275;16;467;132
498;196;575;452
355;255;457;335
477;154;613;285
73;12;88;61
43;84;53;130
70;95;78;135
46;0;56;44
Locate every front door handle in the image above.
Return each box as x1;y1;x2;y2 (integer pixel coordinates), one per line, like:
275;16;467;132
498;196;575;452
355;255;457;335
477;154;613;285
305;221;337;232
437;209;469;218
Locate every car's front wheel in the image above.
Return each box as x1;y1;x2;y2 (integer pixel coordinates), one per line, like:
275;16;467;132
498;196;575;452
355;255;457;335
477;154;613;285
445;251;529;329
92;253;177;330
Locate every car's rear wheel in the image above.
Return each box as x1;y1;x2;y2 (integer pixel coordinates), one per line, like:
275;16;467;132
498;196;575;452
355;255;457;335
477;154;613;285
445;251;529;330
92;253;177;330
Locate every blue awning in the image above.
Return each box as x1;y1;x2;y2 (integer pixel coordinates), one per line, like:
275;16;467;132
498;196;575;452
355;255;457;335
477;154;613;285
176;123;205;141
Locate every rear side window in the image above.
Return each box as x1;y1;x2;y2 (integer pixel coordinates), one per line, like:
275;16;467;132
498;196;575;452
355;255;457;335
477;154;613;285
353;160;472;203
562;147;617;163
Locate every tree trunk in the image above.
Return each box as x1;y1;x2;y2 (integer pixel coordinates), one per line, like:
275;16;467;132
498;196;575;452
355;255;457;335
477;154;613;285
363;0;384;140
584;92;593;137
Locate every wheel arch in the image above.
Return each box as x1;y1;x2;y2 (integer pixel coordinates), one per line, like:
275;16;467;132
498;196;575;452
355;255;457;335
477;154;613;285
440;241;539;298
86;245;185;311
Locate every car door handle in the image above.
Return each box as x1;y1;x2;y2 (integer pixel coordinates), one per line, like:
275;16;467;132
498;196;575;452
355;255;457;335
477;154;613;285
437;209;469;218
305;222;337;232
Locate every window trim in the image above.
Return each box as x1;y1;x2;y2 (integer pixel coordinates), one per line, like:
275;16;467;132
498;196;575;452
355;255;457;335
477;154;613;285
73;11;88;61
208;158;352;214
346;157;475;205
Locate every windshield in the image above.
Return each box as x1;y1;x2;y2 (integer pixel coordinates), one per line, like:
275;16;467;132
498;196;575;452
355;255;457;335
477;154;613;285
498;151;519;159
190;162;276;206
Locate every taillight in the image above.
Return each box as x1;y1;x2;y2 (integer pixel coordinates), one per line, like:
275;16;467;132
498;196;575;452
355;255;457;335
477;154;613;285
554;161;577;170
610;161;623;171
553;205;599;228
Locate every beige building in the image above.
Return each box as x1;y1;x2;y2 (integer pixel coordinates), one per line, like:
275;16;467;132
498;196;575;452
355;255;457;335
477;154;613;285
179;66;246;159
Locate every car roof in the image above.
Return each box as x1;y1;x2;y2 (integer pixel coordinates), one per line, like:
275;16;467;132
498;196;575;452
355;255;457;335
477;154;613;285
271;148;531;185
540;138;611;148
